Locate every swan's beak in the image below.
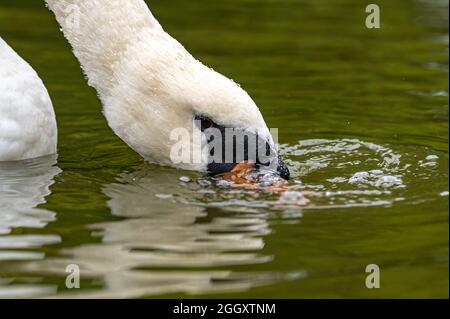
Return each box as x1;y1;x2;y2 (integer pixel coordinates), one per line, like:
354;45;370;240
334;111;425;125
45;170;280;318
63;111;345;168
277;157;290;180
208;158;290;180
207;156;290;181
196;115;291;180
204;134;291;180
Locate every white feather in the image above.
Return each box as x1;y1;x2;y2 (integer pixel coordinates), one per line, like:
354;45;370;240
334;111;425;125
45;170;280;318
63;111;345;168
45;0;273;171
0;37;57;161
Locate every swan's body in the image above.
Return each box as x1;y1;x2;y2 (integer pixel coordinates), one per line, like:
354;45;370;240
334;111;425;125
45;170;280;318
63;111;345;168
45;0;289;177
0;37;57;161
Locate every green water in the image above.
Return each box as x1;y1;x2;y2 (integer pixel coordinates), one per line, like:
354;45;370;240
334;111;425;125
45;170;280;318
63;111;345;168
0;0;448;298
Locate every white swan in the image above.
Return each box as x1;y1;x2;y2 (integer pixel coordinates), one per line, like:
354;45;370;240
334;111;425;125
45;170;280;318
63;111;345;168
45;0;289;178
0;37;57;161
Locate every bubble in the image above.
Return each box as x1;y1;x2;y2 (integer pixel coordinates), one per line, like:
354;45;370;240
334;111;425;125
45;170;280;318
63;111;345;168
259;181;272;187
374;175;403;188
175;139;445;212
426;155;439;161
349;172;370;184
278;138;444;208
280;191;305;201
197;179;212;187
216;180;232;188
179;176;191;183
155;194;173;200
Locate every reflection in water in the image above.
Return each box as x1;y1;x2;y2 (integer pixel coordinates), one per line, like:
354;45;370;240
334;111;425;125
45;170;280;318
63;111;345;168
0;155;61;298
19;138;446;298
1;138;445;298
22;166;303;298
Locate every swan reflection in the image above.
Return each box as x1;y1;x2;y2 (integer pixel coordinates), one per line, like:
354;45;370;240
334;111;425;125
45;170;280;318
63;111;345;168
0;155;61;297
37;165;301;298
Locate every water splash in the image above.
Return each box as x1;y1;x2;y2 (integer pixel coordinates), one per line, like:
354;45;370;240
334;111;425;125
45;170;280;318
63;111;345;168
178;138;446;210
282;138;446;208
0;139;445;298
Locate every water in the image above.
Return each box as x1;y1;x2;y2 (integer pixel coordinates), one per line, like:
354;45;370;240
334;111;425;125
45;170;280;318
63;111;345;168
0;0;448;298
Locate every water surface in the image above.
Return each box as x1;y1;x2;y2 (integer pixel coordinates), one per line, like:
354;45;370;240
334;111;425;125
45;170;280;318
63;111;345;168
0;0;448;298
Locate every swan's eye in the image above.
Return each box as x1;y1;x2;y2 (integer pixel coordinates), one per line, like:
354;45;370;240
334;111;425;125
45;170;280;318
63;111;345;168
194;114;220;132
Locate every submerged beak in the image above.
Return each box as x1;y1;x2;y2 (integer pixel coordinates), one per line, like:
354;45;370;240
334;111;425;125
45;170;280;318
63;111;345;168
208;157;290;181
196;115;291;180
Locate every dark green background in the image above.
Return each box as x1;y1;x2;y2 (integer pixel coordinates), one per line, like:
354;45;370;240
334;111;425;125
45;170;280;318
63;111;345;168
0;0;448;298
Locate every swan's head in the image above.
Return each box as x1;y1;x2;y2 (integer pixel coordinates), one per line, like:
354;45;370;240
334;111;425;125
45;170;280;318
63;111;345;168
103;32;290;179
44;0;289;179
187;64;290;179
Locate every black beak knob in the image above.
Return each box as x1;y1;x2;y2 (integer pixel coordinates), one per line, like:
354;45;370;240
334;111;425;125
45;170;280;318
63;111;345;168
277;156;290;180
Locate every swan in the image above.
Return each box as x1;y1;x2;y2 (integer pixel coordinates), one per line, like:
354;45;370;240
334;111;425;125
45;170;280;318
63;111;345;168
45;0;289;178
0;37;57;161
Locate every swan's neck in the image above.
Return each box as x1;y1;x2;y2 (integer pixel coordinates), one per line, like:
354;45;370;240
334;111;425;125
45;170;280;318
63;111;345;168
45;0;163;95
0;37;18;61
